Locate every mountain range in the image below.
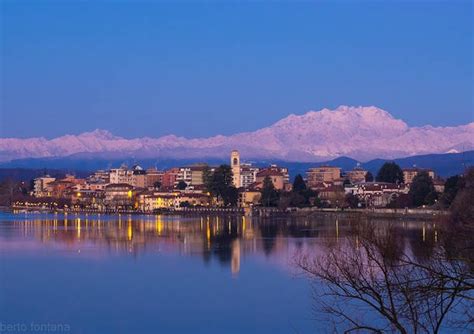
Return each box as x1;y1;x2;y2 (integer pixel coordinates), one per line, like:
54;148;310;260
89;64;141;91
1;106;473;163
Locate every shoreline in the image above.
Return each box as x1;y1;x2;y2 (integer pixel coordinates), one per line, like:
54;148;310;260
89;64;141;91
6;205;449;220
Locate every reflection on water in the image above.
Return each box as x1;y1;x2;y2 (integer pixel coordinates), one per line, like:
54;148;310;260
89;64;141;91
0;213;440;275
0;212;443;334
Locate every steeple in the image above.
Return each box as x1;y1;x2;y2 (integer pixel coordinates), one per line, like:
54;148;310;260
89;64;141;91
231;150;241;188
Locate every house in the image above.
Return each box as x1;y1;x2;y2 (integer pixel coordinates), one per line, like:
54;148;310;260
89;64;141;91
345;182;409;207
238;190;262;207
104;183;134;207
318;185;346;206
255;165;290;190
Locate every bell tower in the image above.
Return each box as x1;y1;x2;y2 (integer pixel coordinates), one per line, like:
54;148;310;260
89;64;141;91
231;150;241;188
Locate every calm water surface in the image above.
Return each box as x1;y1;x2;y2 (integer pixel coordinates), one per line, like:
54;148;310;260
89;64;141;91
0;212;437;334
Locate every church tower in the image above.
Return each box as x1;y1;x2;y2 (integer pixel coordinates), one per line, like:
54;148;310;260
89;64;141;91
231;150;241;188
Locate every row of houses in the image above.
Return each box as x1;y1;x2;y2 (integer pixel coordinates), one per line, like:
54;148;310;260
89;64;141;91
306;165;443;207
30;150;290;211
30;150;444;210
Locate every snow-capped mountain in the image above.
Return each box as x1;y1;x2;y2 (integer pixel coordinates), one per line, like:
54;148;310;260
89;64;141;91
1;106;473;162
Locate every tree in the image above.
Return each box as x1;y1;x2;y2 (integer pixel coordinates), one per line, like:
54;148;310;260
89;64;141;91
177;180;187;190
222;185;238;206
376;162;404;184
206;164;238;206
261;176;279;207
202;165;213;192
344;193;360;208
409;171;437;207
289;174;316;207
296;222;473;333
365;171;374;182
441;175;463;208
450;167;474;226
292;174;307;192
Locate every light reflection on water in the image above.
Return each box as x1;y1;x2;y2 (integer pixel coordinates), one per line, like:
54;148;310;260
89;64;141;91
0;212;438;334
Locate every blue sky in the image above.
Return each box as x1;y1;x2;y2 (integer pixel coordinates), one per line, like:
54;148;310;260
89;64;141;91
1;0;472;139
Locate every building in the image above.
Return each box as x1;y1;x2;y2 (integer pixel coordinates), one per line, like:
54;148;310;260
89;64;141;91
162;168;179;189
109;166;133;185
145;168;164;188
255;165;290;190
131;165;146;188
403;168;435;184
178;193;211;208
104;183;134;207
47;180;75;198
33;176;56;197
240;163;259;189
238;190;261;207
231;150;241;188
433;179;445;193
307;166;341;188
138;191;210;212
346;167;368;184
90;170;110;184
138;191;180;211
318;185;346;205
345;182;409;208
176;164;209;187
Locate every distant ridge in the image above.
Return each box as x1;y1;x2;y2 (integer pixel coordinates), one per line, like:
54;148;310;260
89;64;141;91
1;106;473;162
1;151;472;180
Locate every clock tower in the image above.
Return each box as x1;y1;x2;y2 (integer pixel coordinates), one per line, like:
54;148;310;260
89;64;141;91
231;150;241;188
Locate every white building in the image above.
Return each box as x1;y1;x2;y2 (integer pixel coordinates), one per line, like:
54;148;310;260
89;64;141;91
240;163;259;189
109;166;133;185
33;176;56;197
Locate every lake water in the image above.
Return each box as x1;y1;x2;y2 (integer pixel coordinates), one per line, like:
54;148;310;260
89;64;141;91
0;212;441;333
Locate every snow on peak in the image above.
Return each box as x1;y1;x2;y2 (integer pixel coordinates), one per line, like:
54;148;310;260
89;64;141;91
0;106;472;162
78;129;119;140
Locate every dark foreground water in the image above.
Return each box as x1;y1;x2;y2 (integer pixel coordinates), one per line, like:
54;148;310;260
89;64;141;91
0;212;442;334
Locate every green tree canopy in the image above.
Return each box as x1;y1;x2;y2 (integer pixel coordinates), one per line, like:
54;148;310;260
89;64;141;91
408;171;436;207
376;162;404;184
